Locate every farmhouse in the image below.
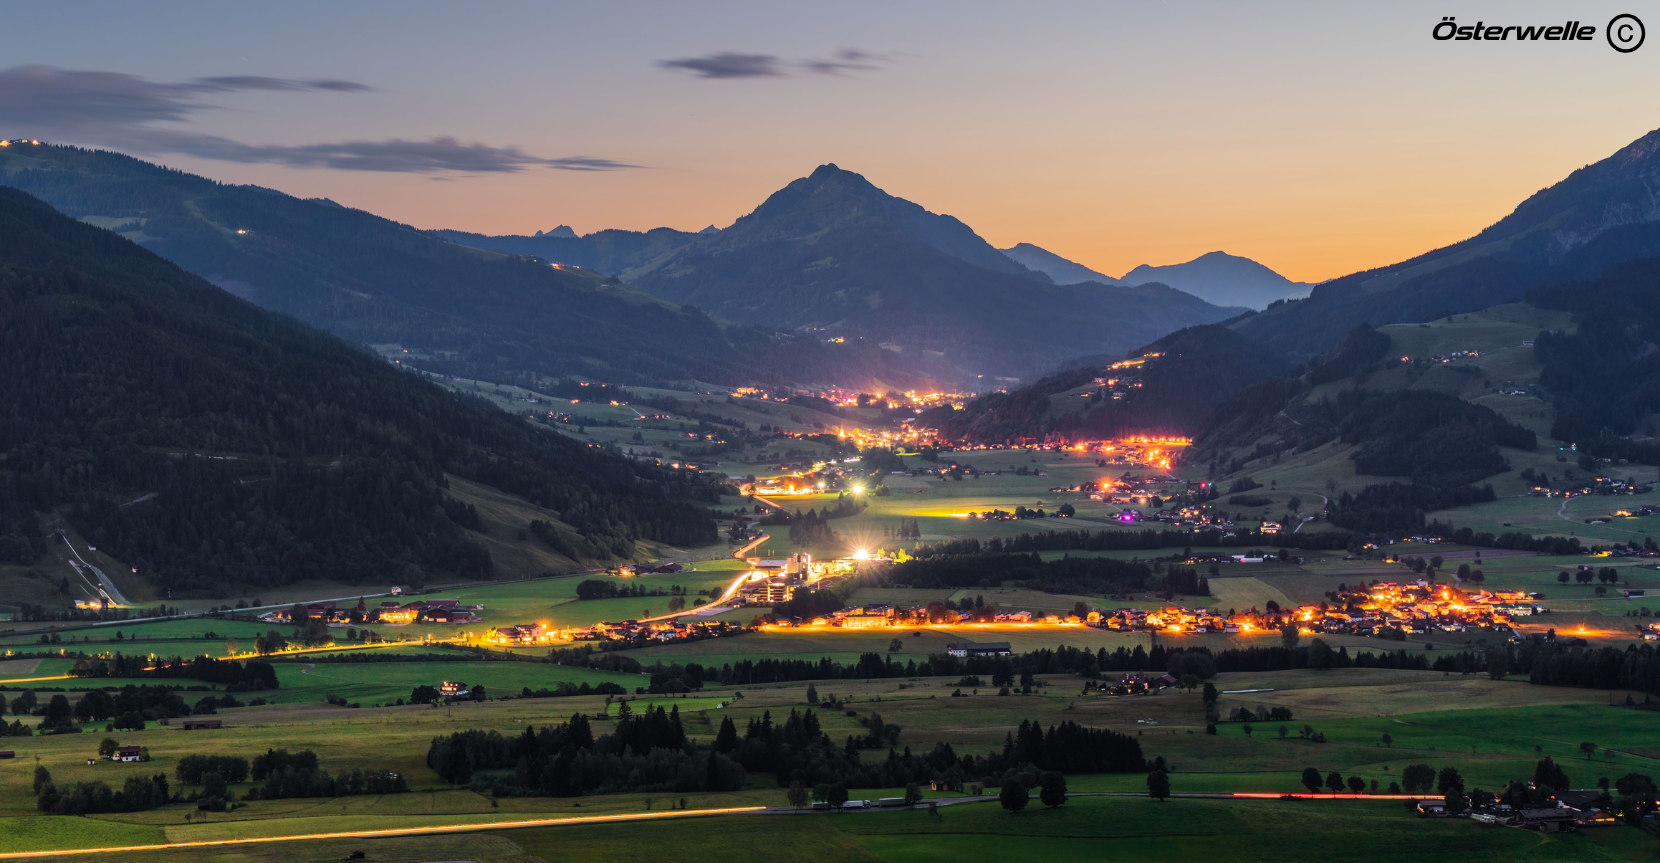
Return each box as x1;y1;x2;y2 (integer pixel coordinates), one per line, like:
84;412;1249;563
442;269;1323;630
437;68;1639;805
946;642;1012;658
487;624;545;644
182;719;223;730
114;745;146;762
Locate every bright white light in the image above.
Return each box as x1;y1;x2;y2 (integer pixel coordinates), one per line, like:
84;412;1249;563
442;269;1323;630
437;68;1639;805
853;549;869;561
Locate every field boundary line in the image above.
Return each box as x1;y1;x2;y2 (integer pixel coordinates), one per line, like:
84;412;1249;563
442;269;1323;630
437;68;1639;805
0;806;767;859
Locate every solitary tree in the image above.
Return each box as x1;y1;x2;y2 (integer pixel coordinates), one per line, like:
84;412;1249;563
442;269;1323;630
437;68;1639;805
1381;733;1393;748
1147;771;1170;801
806;684;818;705
999;779;1029;812
786;780;808;809
1302;768;1323;794
828;782;849;810
904;782;924;806
1558;571;1571;584
1581;742;1598;759
1039;771;1067;808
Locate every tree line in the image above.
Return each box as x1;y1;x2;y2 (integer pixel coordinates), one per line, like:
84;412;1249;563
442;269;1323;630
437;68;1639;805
68;655;278;690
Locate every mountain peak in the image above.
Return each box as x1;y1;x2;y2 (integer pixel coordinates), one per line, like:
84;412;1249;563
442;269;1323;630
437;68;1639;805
1000;242;1123;286
1122;252;1307;310
534;225;578;239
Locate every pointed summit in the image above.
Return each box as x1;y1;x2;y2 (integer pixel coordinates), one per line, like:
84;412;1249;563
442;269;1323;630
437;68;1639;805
698;224;720;235
619;164;1239;372
535;225;578;239
1000;243;1123;286
1122;251;1307;310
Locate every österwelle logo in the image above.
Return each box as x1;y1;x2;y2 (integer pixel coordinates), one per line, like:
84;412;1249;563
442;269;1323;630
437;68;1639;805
1431;14;1643;52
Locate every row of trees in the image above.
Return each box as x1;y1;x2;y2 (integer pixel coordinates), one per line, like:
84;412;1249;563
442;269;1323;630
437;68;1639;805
68;655;278;690
425;705;744;796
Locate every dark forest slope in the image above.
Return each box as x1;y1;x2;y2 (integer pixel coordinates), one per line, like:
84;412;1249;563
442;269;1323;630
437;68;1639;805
918;325;1289;444
0;187;720;595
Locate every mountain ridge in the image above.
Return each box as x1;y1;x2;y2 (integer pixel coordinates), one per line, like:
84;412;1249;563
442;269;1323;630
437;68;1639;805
1234;125;1660;356
612;164;1245;378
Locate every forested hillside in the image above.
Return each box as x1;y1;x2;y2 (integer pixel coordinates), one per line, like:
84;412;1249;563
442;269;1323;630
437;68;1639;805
1530;257;1660;451
919;325;1289;444
0;187;720;595
1190;325;1537;531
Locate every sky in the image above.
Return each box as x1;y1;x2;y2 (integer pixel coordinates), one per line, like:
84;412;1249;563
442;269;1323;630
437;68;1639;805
2;1;1658;283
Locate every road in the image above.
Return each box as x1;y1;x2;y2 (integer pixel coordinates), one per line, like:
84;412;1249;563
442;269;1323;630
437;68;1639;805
58;531;131;606
632;569;755;624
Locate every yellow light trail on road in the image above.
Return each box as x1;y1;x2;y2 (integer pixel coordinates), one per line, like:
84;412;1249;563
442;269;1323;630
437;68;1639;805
0;805;767;859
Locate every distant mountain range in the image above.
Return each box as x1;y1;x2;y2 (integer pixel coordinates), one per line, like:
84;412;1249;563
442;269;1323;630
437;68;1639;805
999;244;1309;310
999;242;1125;286
0;145;920;389
1121;252;1311;310
1234;125;1660;357
446;165;1245;378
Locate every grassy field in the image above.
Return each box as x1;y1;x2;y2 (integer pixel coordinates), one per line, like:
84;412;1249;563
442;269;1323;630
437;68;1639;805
1;662;1657;859
13;791;1655;862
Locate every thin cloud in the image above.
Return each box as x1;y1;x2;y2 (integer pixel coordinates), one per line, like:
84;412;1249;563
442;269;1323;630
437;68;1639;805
802;48;891;75
0;65;635;174
130;131;637;173
660;48;894;80
658;52;784;79
192;76;372;92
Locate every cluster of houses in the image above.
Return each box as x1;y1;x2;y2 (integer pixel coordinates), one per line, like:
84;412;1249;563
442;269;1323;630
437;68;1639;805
578;618;745;644
485;623;552;645
735;555;819;605
1083;580;1539;638
1284;581;1538;637
1529;475;1654;499
749;462;860;497
1419;789;1618;832
1091;672;1182;695
773;603;1089;629
1422;349;1483;363
263;598;482;626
